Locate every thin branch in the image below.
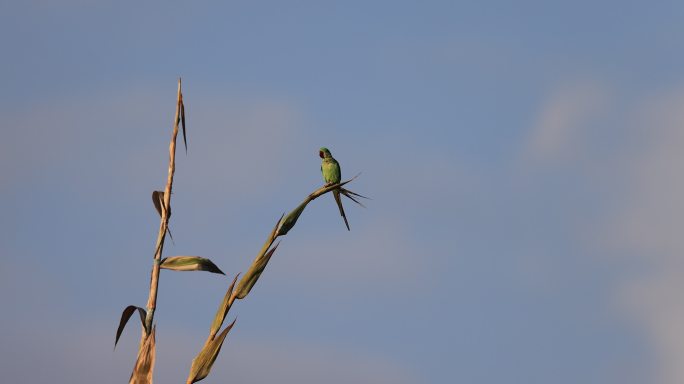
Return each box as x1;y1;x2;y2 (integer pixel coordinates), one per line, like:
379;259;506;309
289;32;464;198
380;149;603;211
144;78;182;332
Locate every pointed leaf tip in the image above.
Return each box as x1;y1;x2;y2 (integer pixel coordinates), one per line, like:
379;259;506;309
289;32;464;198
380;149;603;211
152;190;175;242
210;274;240;338
187;319;236;383
152;191;164;217
180;93;187;154
276;201;309;237
160;256;225;275
115;305;147;348
235;242;280;300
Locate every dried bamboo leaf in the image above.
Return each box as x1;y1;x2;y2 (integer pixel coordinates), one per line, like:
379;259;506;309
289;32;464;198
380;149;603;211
210;274;239;338
166;227;175;244
115;305;147;348
340;188;368;208
187;320;236;384
273;175;366;237
340;187;369;200
151;191;164;217
235;242;280;300
151;190;173;217
151;191;175;243
160;256;225;275
180;93;187;154
276;201;309;237
129;326;156;384
269;213;284;241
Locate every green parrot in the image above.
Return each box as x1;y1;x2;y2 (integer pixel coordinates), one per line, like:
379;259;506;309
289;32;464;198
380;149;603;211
319;147;350;230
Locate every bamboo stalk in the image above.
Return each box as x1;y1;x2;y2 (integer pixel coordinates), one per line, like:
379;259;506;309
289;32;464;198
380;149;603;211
144;78;182;333
185;172;366;383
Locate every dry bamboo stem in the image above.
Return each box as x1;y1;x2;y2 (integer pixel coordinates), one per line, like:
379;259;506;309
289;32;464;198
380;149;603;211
144;78;182;333
236;176;360;305
185;174;365;383
200;180;352;341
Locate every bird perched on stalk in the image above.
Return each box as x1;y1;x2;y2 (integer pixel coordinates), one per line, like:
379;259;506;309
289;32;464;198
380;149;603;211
319;147;350;230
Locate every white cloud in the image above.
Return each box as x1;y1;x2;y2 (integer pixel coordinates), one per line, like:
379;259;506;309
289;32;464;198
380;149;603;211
523;80;609;162
608;90;684;256
603;88;684;384
515;82;684;383
618;271;684;384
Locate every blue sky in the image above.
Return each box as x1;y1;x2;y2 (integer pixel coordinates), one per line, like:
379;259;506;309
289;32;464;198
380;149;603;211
2;1;684;383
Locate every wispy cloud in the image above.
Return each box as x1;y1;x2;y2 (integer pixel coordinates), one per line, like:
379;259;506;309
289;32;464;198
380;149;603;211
604;88;684;384
511;81;684;383
524;83;684;384
523;80;609;163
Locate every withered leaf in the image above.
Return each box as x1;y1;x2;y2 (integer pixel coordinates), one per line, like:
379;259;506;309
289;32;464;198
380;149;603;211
160;256;225;275
115;305;147;348
129;326;156;384
234;242;279;300
186;320;236;384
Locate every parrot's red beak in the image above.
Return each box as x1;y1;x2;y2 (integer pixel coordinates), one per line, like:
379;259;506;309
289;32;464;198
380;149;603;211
319;150;324;158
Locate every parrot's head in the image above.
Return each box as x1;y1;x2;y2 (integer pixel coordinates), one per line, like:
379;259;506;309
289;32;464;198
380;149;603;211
319;147;332;159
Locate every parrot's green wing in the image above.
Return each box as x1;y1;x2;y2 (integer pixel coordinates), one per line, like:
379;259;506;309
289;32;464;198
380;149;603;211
332;159;341;183
321;157;342;184
320;151;349;230
325;159;347;229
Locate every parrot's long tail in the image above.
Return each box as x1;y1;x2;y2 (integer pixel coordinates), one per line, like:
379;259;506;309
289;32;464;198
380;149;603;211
333;190;350;231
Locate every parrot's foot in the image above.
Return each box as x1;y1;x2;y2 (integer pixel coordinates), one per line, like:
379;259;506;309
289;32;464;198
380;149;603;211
324;182;334;187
